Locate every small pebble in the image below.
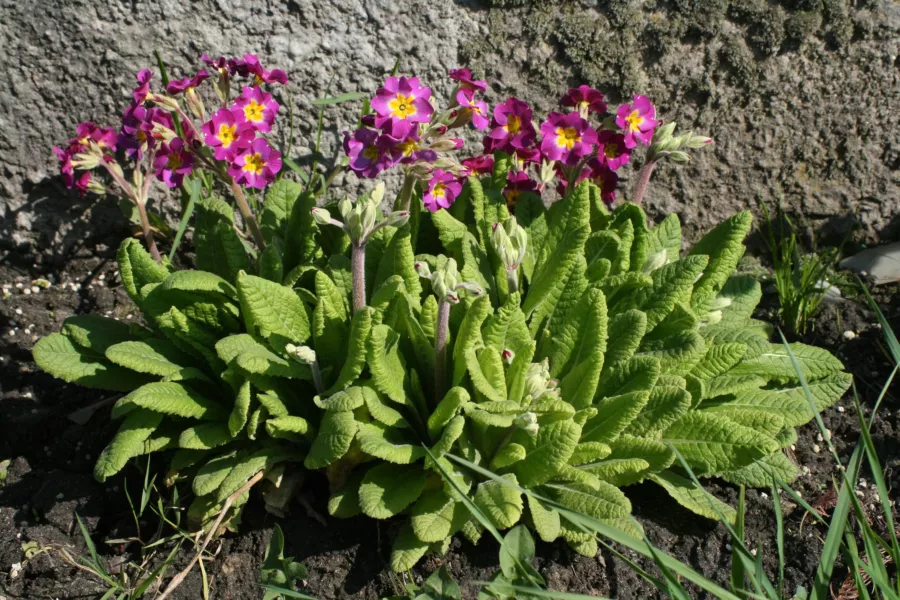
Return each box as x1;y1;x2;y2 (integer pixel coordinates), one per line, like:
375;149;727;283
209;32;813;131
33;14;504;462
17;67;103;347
7;330;15;337
30;286;39;293
837;406;845;413
760;492;769;500
816;433;823;442
56;493;64;500
14;308;22;315
813;444;821;453
22;288;30;295
842;330;857;340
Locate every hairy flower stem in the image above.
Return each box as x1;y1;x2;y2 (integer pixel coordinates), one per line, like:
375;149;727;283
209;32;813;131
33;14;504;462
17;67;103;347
310;360;325;395
395;172;416;212
434;299;451;406
229;179;267;250
631;160;657;206
351;242;366;311
136;200;162;262
506;269;519;294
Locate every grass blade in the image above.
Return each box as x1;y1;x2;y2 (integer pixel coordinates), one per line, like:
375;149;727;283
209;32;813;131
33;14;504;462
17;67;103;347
169;177;200;261
75;512;102;569
730;486;747;595
771;478;785;594
311;92;368;105
258;584;317;599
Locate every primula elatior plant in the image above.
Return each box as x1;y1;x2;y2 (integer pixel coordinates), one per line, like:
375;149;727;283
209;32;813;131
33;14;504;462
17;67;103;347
36;63;851;571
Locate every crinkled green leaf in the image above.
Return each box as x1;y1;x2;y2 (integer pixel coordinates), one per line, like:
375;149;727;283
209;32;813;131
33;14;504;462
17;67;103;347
491;443;527;469
638;329;707;376
526;494;561;543
428;387;469;438
326;307;374;394
626;385;692;436
452;295;492;386
729;343;846;381
304;410;357;469
117;238;169;304
717;451;799;487
357;422;424;464
261;179;303;245
179;423;232;450
582;434;674;486
229;380;251;437
512;419;581;487
105;339;191;377
650;470;736;524
237;271;310;347
34;333;150;391
114;382;227;420
689;211;752;312
62;315;141;354
367;324;408;406
662;412;780;475
265;416;313;440
569;442;613;466
194;197;251;283
94;409;163;482
390;521;430;572
359;463;426;519
690;342;748;381
217;447;300;502
193;451;241;497
596;356;660;398
474;473;523;529
603;309;647;368
411;489;467;543
328;469;365;518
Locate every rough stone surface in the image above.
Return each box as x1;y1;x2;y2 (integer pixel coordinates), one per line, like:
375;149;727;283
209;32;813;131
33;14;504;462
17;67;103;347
0;0;898;252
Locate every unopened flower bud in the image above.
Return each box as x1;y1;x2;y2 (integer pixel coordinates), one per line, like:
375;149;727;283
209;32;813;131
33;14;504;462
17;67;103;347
370;181;386;205
414;261;432;279
71;152;101;170
148;93;180;112
668;151;690;163
185;87;206;120
311;207;336;227
285;344;317;364
491;217;528;271
150;122;178;144
86;178;107;195
703;310;723;326
523;360;552;401
338;197;352;220
385;210;410;228
214;70;230;104
454;281;484;297
539;159;557;187
642;249;668;273
708;297;733;311
514;412;539;436
502;349;515;365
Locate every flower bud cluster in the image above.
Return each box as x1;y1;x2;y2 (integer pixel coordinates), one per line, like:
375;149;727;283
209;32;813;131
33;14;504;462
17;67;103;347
646;122;712;164
414;257;484;305
312;183;409;246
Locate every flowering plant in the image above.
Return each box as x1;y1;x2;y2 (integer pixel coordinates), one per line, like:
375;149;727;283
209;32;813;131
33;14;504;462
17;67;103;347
36;64;851;574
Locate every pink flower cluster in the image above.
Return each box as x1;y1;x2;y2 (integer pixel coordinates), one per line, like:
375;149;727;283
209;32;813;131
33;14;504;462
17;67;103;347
462;86;660;210
201;85;282;189
53;122;117;195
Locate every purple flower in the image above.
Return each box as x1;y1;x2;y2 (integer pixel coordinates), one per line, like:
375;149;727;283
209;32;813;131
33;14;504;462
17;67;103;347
615;95;659;149
202;108;255;161
461;154;494;175
456;90;490;130
503;171;538;212
167;70;210;95
560;85;607;115
153;137;193;188
74;122;118;151
229;54;288;85
486;98;537;152
233;86;279;133
539;111;598;166
73;171;92;197
449;68;487;94
229;138;282;189
596;130;630;171
423;169;463;213
395;132;438;165
588;159;619;205
343;128;398;179
201;54;227;71
53;145;78;188
132;69;153;105
371;76;433;138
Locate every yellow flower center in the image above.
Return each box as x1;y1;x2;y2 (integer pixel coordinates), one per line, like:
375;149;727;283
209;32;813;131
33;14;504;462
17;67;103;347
362;145;381;161
218;123;238;147
604;143;619;159
388;94;417;119
505;189;521;210
431;183;447;198
504;115;521;134
397;139;419;157
555;126;581;150
244;100;265;122
166;153;183;169
625;110;644;132
242;152;266;175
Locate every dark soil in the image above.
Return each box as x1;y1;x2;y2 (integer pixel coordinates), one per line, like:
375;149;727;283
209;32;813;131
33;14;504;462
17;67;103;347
1;223;899;599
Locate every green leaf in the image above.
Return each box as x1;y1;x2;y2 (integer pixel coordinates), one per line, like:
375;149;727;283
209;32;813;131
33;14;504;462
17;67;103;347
482;296;531;358
513;419;581;487
261;179;304;244
411;489;467;544
569;442;613;466
543;480;633;535
581;391;650;443
327;304;373;387
546;288;608;379
62;315;141;354
229;380;252;436
359;463;426;519
717;452;799;487
474;474;524;529
639;329;707;376
716;276;763;325
304;410;357;469
536;179;590;272
194;197;252;283
689;343;748;381
259;244;284;283
650;213;682;263
363;384;410;429
34;333;150;391
390;522;430;572
94;409;163;482
282;190;318;272
650;470;736;525
499;525;537;579
492;443;527;469
311;91;368;105
357;422;424;464
193;451;241;497
527;494;561;542
179;423;233;450
603;310;647;368
452;295;492;386
367;324;408;406
596;356;660;398
265;416;313;440
639;255;709;331
466;347;506;403
328;469;364;518
261;523;308;600
161;270;237;299
626;385;692;436
217;447;300;502
689;211;752;312
114;382;228;420
234;345;310;380
703;373;852;427
428;387;470;438
523;225;590;322
105;339;191;377
662;412;780;475
422;565;462;600
375;226;422;305
117;238;169;305
583;434;674;486
729;343;846;381
237;272;311;348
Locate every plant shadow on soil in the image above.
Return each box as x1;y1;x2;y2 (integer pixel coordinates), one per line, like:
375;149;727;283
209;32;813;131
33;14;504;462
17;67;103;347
1;233;899;598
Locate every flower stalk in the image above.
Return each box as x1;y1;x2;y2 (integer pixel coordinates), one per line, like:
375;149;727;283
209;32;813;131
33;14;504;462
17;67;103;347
434;299;451;404
351;242;367;312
